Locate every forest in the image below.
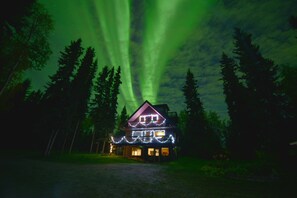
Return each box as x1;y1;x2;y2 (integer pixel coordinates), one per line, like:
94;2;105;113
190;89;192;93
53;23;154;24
1;0;297;166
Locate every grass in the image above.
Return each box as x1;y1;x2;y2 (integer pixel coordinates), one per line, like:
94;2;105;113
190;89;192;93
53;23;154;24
162;157;294;197
165;156;281;178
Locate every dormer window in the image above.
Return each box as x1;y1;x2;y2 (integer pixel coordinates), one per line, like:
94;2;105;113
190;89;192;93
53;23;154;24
152;115;158;122
139;116;145;123
139;114;158;123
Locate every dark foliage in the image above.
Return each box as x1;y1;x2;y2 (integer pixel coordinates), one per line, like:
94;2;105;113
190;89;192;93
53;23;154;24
90;66;122;153
220;52;255;159
220;28;289;160
289;15;297;29
182;69;220;158
0;0;53;95
115;105;129;136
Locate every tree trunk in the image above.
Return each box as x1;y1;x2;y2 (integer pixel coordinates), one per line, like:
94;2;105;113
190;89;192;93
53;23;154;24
69;121;80;154
48;130;58;155
89;130;95;153
101;140;106;154
61;132;69;153
44;129;59;156
96;142;99;154
44;130;55;156
0;59;21;96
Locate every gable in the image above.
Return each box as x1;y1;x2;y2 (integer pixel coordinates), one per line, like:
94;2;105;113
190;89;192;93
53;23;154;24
128;100;166;126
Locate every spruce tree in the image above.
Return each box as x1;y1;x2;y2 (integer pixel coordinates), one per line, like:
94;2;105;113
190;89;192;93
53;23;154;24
42;39;83;155
182;69;207;157
43;38;83;128
67;47;97;153
110;67;122;130
220;52;255;159
233;28;284;157
90;66;122;153
115;105;129;136
90;66;110;141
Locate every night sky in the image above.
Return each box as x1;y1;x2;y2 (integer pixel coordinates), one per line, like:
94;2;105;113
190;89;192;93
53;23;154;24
26;0;297;118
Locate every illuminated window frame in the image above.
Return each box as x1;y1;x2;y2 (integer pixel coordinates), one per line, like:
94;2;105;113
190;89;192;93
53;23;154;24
148;148;154;156
131;147;142;156
139;114;159;124
139;116;146;123
161;147;169;156
154;130;165;138
148;148;160;156
152;115;158;123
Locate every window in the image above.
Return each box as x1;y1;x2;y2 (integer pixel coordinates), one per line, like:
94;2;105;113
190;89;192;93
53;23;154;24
148;148;160;156
152;115;158;122
145;131;152;137
155;149;159;156
139;114;158;123
131;147;141;156
161;148;169;156
132;131;142;138
139;116;145;123
148;148;154;156
155;130;165;138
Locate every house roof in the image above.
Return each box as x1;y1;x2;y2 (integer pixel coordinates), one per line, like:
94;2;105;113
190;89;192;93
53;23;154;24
153;104;169;111
128;100;166;122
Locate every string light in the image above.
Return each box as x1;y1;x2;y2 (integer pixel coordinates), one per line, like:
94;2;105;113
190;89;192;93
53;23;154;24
131;130;166;139
110;134;175;144
109;143;113;153
128;119;166;127
139;114;159;123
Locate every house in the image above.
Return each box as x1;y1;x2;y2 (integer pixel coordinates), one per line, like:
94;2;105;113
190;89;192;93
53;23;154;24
110;100;178;162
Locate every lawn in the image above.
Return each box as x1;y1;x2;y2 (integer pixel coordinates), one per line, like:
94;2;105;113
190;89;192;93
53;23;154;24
0;151;295;198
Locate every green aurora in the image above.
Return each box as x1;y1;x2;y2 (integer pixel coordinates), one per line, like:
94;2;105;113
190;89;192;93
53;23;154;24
27;0;297;118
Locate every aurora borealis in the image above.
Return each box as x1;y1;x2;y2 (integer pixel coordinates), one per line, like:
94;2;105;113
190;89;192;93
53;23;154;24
27;0;297;118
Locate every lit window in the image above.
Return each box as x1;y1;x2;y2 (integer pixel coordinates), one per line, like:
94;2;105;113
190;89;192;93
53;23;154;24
155;130;165;138
161;148;169;156
148;148;154;156
132;147;141;156
148;148;160;156
155;149;159;156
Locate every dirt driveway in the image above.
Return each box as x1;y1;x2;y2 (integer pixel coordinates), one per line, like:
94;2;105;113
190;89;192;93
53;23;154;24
1;156;290;198
0;157;196;198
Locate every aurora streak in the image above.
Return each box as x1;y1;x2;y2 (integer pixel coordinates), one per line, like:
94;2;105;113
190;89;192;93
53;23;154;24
27;0;297;118
141;0;215;103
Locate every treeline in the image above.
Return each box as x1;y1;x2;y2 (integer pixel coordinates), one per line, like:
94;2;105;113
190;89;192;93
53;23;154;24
180;17;297;161
1;38;123;155
0;1;123;155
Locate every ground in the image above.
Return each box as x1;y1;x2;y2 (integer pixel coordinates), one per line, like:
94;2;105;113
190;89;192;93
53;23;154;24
0;153;294;198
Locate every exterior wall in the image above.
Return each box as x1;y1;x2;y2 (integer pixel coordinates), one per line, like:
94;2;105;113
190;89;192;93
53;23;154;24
120;145;176;162
123;146;132;158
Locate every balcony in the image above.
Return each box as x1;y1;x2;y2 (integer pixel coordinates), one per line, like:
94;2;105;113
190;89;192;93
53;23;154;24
110;134;175;146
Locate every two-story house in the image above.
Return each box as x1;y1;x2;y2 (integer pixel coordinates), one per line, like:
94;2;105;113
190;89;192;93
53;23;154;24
110;100;178;161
